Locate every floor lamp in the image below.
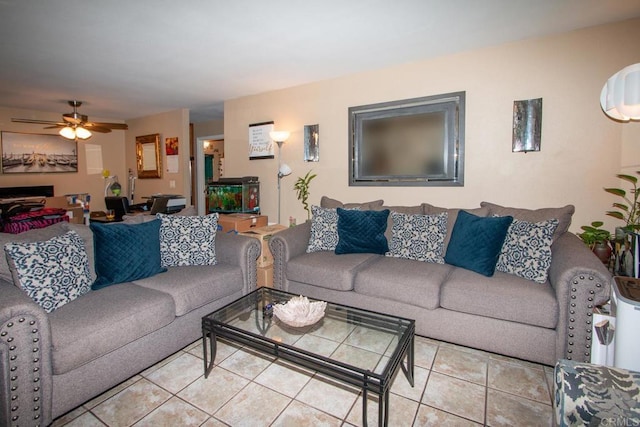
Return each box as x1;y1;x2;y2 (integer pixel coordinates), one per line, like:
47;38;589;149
270;131;291;224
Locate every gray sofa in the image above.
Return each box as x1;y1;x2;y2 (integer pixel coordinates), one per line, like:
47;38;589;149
270;198;612;366
0;221;260;426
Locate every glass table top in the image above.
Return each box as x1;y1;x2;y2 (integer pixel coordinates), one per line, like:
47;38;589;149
203;287;414;377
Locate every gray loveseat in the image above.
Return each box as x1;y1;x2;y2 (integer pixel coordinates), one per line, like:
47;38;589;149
270;197;612;367
0;221;260;426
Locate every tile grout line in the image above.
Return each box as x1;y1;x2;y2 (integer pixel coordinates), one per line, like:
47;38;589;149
55;336;553;426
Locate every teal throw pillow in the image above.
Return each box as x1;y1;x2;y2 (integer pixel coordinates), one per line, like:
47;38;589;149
335;208;389;255
444;210;513;277
90;219;166;290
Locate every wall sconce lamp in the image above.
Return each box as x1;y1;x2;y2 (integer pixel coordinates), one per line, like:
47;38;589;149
270;130;292;224
600;63;640;122
512;98;542;153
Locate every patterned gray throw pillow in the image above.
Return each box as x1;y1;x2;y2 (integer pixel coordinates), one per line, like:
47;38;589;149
496;217;559;283
4;230;92;313
158;213;219;267
386;212;448;263
307;205;342;253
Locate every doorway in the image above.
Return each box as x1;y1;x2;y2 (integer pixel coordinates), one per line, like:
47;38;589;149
195;134;224;215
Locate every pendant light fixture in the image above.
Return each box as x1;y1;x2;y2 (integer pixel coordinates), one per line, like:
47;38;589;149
600;63;640;122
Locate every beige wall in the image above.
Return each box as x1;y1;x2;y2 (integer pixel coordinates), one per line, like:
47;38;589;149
125;109;191;204
193;119;224;139
0;106;126;211
224;18;640;231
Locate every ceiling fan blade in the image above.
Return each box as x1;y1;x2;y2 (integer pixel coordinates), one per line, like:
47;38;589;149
87;122;128;130
87;126;112;133
11;118;64;126
63;115;83;125
43;125;65;129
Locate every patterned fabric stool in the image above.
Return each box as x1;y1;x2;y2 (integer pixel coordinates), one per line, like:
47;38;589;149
554;359;640;426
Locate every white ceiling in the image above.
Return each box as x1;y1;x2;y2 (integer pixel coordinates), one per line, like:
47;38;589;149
1;0;639;123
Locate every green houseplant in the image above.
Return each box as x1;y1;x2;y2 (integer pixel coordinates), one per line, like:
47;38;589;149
579;221;611;246
604;172;640;231
579;221;612;264
294;170;317;220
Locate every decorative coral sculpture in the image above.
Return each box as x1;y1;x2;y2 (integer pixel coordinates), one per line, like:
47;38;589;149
273;295;327;327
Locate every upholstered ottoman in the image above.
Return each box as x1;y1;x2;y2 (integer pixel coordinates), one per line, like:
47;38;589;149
554;359;640;426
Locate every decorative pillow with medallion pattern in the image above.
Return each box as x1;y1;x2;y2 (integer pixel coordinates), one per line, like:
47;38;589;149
307;205;361;253
4;230;92;313
386;211;448;263
158;213;219;267
496;217;559;283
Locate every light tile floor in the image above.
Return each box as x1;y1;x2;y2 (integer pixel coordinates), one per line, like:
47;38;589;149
52;336;554;426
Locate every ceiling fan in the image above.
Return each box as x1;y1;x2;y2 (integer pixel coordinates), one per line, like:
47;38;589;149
11;100;128;140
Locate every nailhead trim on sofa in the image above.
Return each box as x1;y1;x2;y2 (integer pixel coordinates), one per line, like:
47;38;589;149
565;274;604;363
1;315;45;427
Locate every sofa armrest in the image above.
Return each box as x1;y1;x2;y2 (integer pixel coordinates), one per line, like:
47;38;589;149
269;221;311;291
548;232;612;363
215;232;261;294
0;280;53;426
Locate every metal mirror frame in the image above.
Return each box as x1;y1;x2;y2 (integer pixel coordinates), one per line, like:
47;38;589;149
348;91;465;187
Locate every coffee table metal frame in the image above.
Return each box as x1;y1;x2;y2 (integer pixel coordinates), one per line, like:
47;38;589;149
202;287;415;427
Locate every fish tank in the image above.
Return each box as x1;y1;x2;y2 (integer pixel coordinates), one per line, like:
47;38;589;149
207;177;260;214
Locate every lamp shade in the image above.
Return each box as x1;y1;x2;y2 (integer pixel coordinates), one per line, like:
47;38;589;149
59;126;76;139
59;125;93;140
600;63;640;121
270;130;290;143
279;163;292;177
75;126;92;140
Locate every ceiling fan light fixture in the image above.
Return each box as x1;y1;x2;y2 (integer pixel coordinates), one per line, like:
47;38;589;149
75;126;92;140
59;126;76;139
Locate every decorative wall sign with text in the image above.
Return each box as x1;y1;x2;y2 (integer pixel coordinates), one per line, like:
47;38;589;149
249;121;274;159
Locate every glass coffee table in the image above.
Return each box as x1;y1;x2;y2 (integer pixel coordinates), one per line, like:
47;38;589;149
202;287;415;426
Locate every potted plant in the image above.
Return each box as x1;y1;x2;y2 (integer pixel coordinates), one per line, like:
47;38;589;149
605;172;640;232
294;170;317;221
579;221;612;263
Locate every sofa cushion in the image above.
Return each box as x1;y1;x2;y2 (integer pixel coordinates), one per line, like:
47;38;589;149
0;221;69;283
386;212;448;263
287;251;378;291
444;211;513;277
336;208;389;255
4;230;92;313
133;264;243;316
320;196;384;210
496;218;559;284
480;201;574;241
440;267;559;329
422;204;489;252
91;219;166;290
158;213;219;267
48;283;176;374
354;257;454;310
122;214;158;224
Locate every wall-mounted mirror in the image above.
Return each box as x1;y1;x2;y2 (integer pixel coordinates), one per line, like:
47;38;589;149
349;92;465;186
136;133;162;179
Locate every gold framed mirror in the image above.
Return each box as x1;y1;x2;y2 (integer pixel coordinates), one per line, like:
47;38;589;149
136;133;162;179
